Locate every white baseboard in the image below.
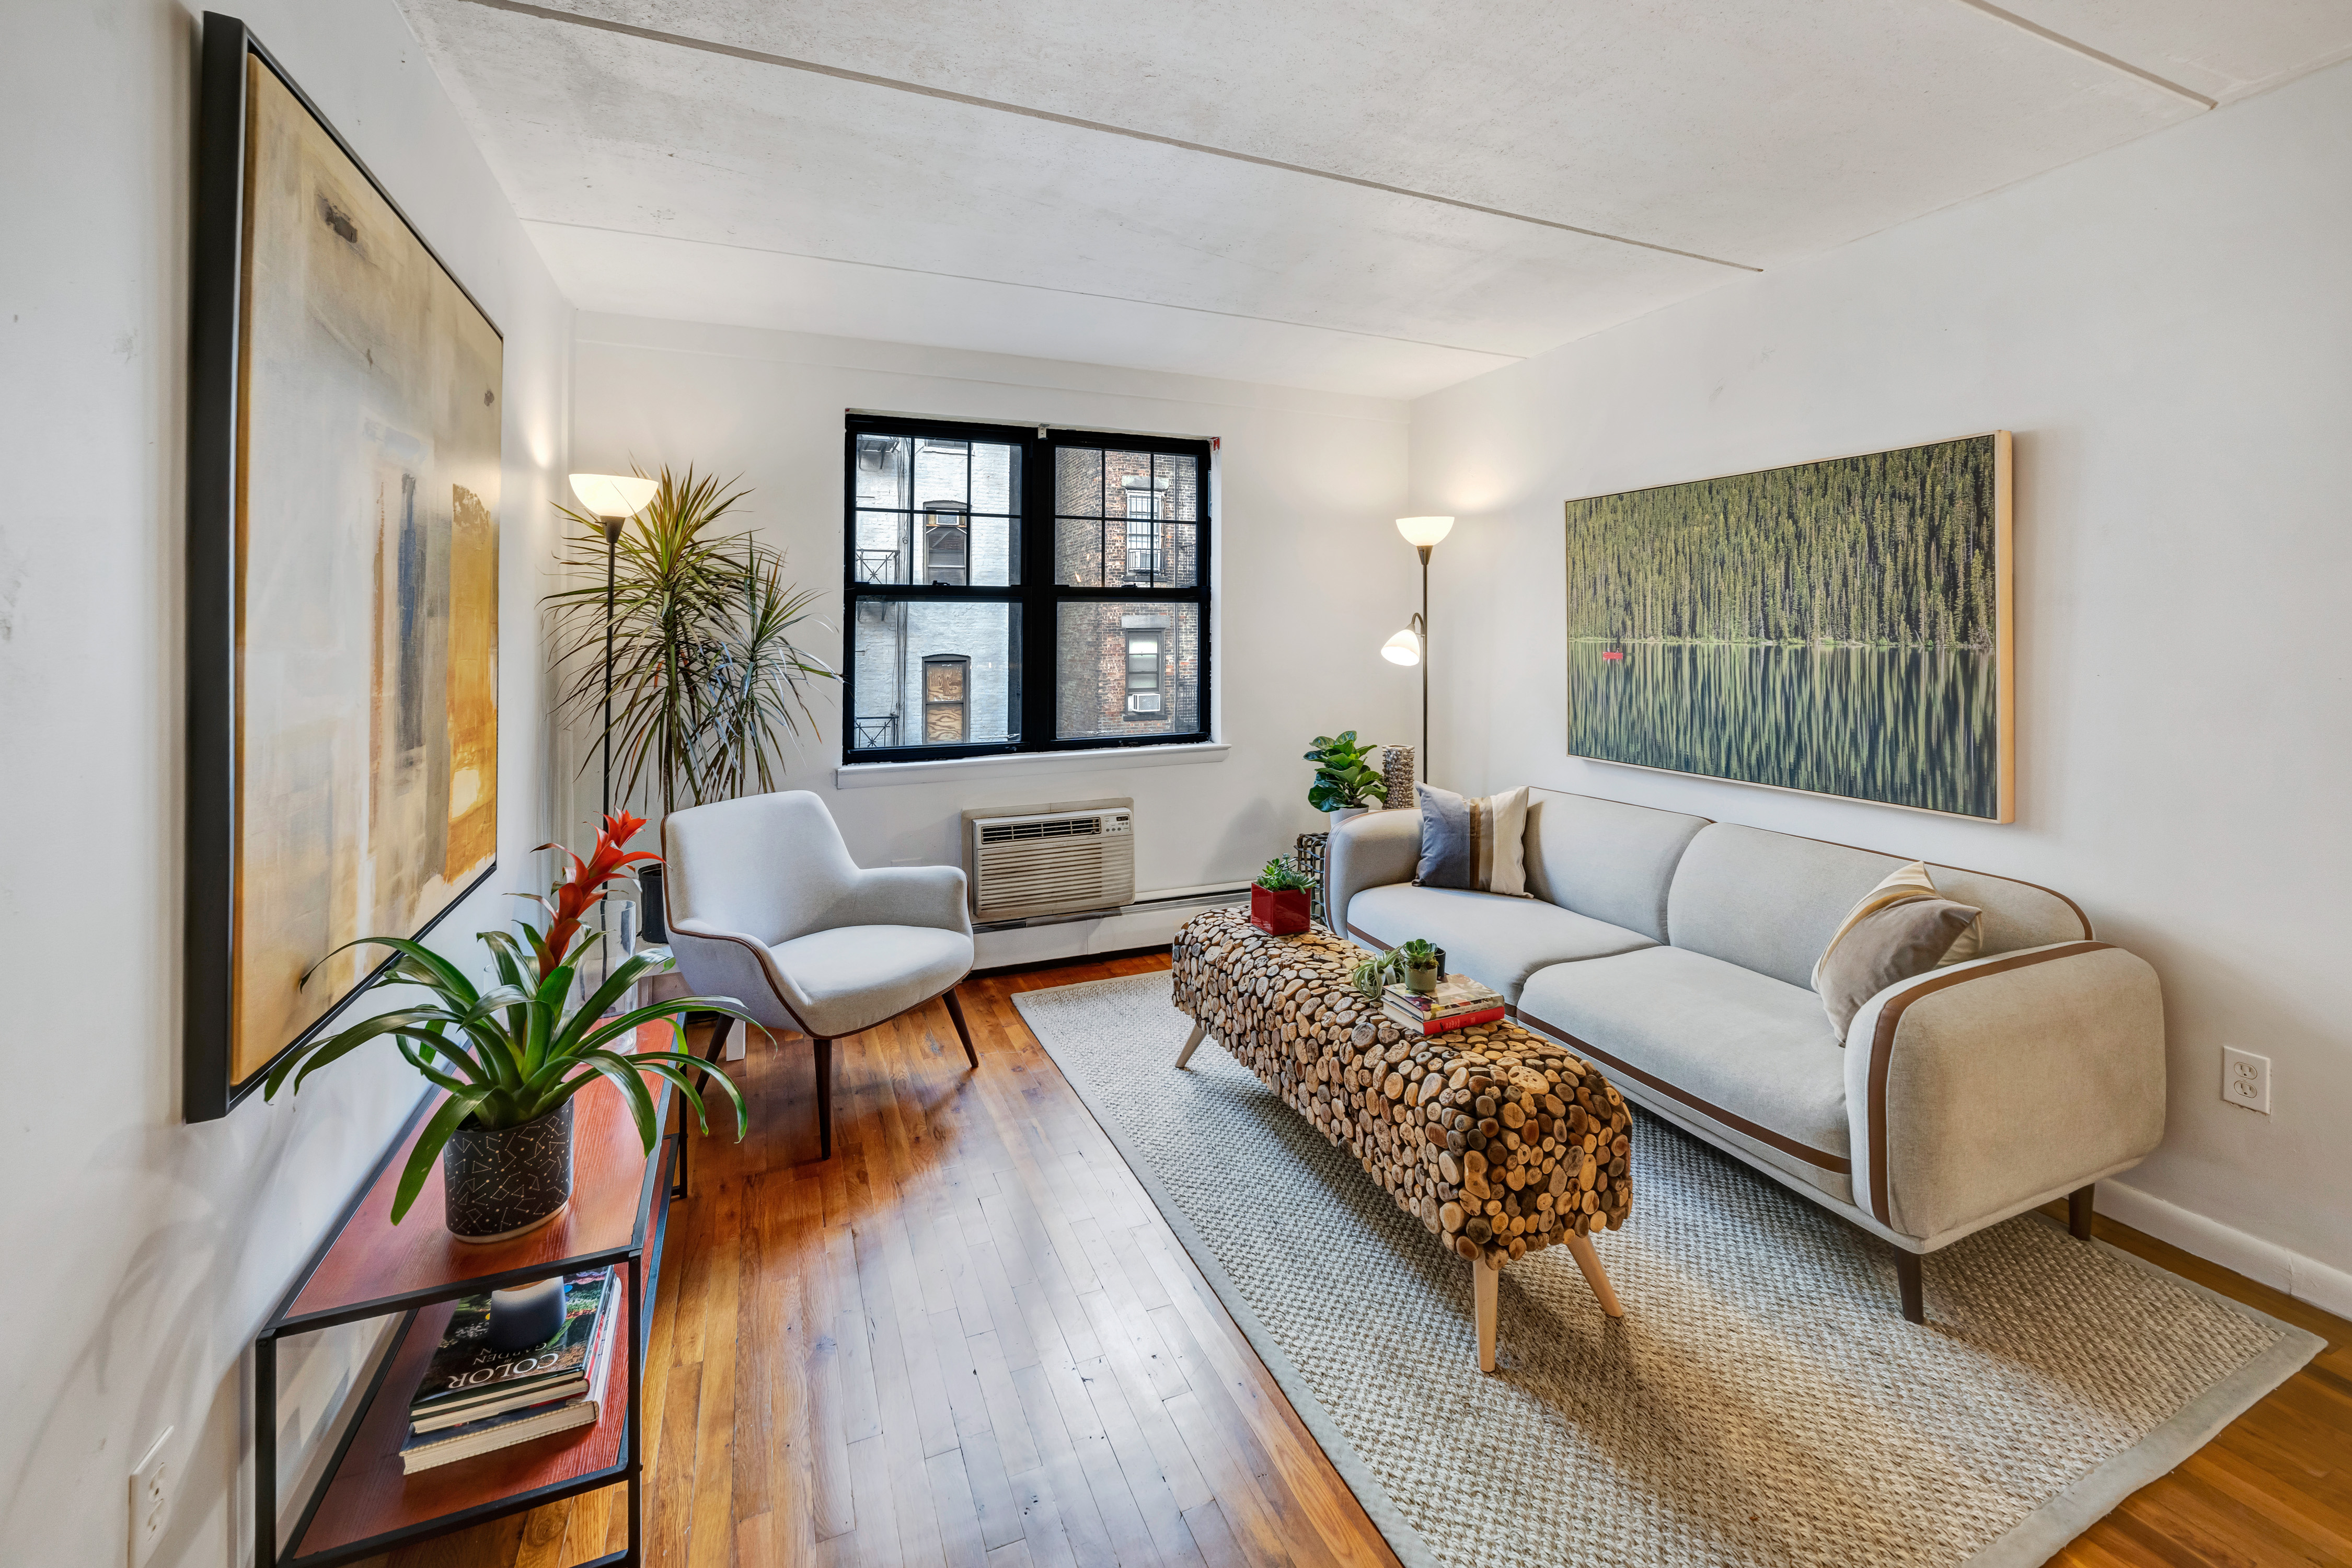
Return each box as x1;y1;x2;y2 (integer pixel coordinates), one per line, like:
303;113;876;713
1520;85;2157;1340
2096;1178;2352;1320
973;897;1236;970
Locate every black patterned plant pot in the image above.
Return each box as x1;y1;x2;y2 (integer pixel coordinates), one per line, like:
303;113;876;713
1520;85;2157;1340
441;1099;574;1244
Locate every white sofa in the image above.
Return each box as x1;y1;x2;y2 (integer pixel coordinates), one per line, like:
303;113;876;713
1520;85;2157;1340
1327;790;2166;1319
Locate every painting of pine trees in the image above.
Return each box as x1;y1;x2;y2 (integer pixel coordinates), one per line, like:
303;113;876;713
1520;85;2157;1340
1565;433;2011;820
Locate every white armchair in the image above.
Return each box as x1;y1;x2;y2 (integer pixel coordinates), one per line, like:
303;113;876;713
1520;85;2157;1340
661;790;977;1158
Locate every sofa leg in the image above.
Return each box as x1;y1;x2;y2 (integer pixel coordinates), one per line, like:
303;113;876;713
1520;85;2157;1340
1895;1248;1924;1323
2068;1183;2096;1241
1565;1232;1625;1320
943;987;979;1069
814;1036;834;1160
1473;1259;1500;1373
1174;1020;1207;1069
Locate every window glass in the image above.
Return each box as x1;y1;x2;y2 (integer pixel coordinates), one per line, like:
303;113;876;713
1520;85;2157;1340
1055;449;1197;587
848;600;1017;750
1056;602;1199;740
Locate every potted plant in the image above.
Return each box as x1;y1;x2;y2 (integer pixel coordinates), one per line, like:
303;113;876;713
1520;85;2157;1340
1249;857;1315;936
1397;938;1443;994
263;812;758;1242
1305;730;1388;831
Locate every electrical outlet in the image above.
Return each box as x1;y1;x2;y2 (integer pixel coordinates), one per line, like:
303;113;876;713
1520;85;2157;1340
2222;1046;2270;1115
129;1428;170;1568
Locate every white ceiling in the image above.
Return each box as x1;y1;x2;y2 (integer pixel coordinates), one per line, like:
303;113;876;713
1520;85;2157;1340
400;0;2352;398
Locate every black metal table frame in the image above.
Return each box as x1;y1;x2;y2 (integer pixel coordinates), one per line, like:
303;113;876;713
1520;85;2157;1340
251;1044;713;1568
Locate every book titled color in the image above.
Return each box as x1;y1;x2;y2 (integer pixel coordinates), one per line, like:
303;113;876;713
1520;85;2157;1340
399;1272;621;1474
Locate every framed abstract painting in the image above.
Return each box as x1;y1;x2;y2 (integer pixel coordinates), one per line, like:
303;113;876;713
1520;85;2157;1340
1564;433;2012;822
186;15;502;1120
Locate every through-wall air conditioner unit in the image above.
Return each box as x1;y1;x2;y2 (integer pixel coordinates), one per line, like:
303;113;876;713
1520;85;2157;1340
962;798;1135;923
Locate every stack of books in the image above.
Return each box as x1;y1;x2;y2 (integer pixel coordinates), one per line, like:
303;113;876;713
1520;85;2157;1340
399;1269;620;1474
1382;975;1505;1036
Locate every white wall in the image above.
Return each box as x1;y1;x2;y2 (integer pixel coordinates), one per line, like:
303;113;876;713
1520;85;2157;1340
568;315;1416;952
0;3;572;1563
1409;62;2352;1298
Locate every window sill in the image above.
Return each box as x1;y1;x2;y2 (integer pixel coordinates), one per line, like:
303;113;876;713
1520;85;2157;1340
834;741;1230;791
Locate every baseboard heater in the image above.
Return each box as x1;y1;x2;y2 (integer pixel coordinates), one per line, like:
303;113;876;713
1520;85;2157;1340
969;882;1249;935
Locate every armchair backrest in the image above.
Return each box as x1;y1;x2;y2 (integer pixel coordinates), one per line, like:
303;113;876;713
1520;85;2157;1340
662;790;861;947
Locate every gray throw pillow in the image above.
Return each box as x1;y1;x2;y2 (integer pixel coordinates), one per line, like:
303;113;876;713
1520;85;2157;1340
1818;896;1982;1043
1413;783;1530;896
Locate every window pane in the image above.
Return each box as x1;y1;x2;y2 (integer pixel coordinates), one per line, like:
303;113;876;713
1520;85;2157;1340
1056;602;1200;739
855;435;911;510
854;510;911;584
850;599;1018;752
1055;448;1199;587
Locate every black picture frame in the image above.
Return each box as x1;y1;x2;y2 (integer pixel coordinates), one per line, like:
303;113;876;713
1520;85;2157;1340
185;13;502;1122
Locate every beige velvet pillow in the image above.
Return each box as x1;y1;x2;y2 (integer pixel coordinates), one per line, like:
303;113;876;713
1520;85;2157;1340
1815;897;1984;1043
1811;860;1982;989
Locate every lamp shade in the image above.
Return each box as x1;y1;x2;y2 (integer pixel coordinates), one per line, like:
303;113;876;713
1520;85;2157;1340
1380;628;1422;666
569;472;659;519
1396;515;1455;548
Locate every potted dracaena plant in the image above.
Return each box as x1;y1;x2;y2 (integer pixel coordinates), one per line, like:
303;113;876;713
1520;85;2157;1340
1249;856;1315;937
264;812;758;1242
1305;730;1387;832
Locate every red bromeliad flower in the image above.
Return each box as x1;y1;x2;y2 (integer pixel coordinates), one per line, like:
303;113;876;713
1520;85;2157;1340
531;811;661;971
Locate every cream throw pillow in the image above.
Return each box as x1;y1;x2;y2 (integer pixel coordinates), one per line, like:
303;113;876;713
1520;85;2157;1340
1810;861;1985;995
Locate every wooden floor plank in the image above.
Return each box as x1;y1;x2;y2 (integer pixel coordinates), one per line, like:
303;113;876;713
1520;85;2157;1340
382;954;2347;1568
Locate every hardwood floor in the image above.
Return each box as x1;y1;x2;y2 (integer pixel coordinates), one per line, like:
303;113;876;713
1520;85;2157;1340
375;953;2349;1568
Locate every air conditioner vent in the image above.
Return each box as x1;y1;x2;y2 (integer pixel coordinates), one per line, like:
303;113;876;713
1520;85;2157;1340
964;801;1135;922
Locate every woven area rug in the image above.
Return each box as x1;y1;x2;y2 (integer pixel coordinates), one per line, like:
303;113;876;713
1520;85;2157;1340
1013;970;2320;1568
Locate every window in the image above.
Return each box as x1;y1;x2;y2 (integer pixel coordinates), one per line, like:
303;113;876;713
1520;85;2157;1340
922;654;970;742
844;414;1211;763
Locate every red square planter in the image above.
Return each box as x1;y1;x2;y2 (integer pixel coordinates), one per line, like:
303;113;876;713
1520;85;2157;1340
1249;884;1311;936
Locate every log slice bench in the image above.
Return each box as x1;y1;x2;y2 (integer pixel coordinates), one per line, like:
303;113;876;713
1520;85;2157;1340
1169;906;1632;1370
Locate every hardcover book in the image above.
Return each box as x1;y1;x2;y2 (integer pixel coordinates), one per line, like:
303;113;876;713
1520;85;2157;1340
411;1270;613;1414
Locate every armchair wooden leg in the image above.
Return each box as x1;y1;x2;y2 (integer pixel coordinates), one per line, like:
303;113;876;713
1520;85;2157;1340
2068;1182;2096;1241
814;1036;834;1161
1895;1248;1924;1323
1564;1232;1625;1319
943;987;978;1069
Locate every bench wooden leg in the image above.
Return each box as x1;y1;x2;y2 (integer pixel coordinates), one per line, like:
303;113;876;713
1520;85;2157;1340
1564;1232;1625;1320
1474;1258;1499;1373
1174;1020;1207;1069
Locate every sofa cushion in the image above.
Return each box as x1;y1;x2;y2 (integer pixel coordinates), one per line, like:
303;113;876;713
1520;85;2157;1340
1666;823;2093;990
1515;946;1852;1198
1522;791;1710;943
1345;883;1653;1005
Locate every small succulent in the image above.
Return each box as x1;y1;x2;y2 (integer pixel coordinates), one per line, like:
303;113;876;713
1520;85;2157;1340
1254;856;1314;893
1397;938;1441;970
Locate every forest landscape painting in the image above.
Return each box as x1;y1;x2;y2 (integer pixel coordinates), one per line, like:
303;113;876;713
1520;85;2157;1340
1564;433;2012;821
188;38;504;1113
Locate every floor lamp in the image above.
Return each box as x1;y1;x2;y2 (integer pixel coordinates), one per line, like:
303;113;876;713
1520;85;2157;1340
567;474;659;949
1382;515;1454;786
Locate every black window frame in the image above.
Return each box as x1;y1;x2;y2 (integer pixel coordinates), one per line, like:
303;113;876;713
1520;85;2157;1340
842;413;1214;765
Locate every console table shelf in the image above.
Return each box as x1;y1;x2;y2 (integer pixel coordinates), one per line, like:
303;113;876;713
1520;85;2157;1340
255;1029;705;1568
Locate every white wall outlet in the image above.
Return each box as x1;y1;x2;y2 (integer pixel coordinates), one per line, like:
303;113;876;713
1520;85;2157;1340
2222;1046;2271;1114
129;1427;171;1568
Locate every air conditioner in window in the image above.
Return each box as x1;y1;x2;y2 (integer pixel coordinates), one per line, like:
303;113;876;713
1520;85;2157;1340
962;799;1135;923
1125;693;1162;714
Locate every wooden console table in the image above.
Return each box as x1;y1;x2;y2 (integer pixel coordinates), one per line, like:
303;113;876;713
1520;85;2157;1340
252;1030;707;1567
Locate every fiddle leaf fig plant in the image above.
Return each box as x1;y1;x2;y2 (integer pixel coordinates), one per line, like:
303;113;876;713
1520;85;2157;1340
262;812;762;1224
1305;730;1388;812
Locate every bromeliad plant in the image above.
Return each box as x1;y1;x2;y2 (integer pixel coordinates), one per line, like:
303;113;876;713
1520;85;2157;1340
264;811;759;1224
1305;731;1388;812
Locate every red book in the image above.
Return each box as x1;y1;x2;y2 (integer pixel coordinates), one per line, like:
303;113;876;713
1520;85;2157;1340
1383;1001;1505;1035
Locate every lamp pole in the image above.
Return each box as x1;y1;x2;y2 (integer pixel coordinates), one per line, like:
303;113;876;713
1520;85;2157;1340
601;514;620;822
1416;543;1431;776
